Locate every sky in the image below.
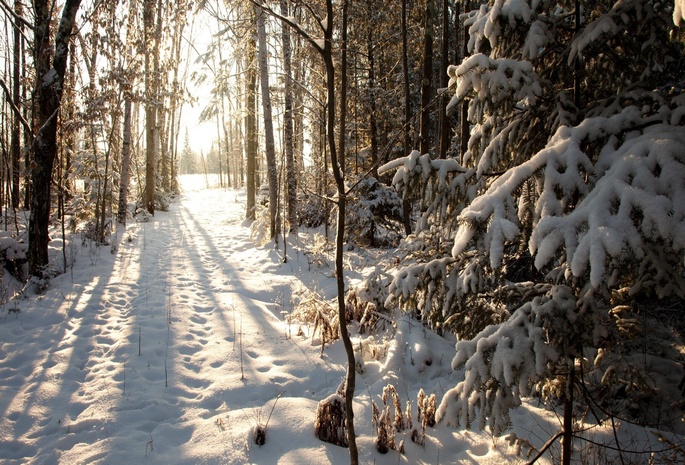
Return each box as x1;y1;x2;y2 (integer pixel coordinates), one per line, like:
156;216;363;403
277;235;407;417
179;10;218;156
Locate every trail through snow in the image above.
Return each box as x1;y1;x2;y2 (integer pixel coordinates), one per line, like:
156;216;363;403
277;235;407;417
0;180;354;464
0;177;573;464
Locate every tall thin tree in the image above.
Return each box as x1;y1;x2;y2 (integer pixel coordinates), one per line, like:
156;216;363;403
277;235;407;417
255;0;280;240
418;0;434;154
28;0;82;278
143;0;157;215
280;0;296;234
245;35;257;221
11;0;22;210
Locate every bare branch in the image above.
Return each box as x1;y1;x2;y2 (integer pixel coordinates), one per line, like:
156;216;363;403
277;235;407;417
0;0;34;30
0;78;33;138
248;0;323;53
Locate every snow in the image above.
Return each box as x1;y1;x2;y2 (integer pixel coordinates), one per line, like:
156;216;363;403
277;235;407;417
0;175;678;464
677;0;685;26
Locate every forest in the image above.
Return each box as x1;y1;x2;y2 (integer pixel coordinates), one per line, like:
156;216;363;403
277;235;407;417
1;0;685;464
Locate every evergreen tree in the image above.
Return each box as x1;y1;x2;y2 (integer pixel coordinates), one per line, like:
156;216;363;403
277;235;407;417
379;0;685;439
180;129;198;175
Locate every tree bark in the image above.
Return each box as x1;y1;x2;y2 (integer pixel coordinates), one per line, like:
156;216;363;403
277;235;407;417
245;37;257;221
143;0;157;215
156;0;169;193
438;0;450;159
367;20;378;177
401;0;412;236
460;1;470;162
280;0;297;234
118;97;133;225
11;0;22;210
28;0;82;278
562;358;575;465
323;1;358;461
419;0;434;155
256;1;280;240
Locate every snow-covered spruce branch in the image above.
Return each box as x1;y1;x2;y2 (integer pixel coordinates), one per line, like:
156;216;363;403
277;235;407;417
454;108;685;294
385;252;519;338
446;54;541;114
379;151;480;236
436;285;578;435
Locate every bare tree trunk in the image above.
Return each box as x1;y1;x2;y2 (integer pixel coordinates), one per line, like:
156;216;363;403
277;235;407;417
401;0;412;235
293;56;305;176
280;0;297;234
98;112;118;243
367;20;378;177
255;1;280;240
156;0;169;193
459;1;469;162
322;1;358;460
11;0;22;210
215;118;224;188
438;0;450;159
28;0;82;277
419;0;434;155
143;0;156;215
118;97;133;225
563;358;575;465
245;37;257;221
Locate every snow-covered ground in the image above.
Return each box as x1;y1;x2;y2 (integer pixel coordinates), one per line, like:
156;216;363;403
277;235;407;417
0;175;670;464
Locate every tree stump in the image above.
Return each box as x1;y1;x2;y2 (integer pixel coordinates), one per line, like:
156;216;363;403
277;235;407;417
314;394;348;448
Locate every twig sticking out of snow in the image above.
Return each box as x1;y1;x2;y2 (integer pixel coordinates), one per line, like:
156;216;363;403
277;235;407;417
253;391;285;446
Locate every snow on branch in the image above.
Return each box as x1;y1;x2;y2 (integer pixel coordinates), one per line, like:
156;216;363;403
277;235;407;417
569;0;670;67
454;104;685;294
380;150;479;235
465;0;536;53
436;285;576;435
446;54;541;114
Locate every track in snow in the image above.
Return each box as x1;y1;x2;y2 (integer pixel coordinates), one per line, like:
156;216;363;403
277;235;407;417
0;184;347;464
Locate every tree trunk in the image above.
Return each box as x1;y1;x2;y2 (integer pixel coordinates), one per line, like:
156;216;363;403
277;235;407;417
401;0;412;236
562;358;575;465
438;0;450;159
216;33;232;190
367;21;378;178
118;98;133;225
98;113;118;243
419;0;434;155
280;0;297;234
28;0;82;278
293;58;305;176
245;38;257;221
322;1;358;461
256;1;280;240
460;1;470;162
156;0;169;193
143;0;157;215
11;0;22;210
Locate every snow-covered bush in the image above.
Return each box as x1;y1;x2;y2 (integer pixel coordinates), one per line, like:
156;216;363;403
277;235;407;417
296;191;328;228
0;235;27;282
379;0;685;438
345;176;404;247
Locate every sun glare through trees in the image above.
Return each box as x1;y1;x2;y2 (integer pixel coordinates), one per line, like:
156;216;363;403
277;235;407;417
0;2;685;464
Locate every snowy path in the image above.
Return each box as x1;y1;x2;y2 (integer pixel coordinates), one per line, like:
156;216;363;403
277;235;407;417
0;184;351;464
0;180;568;465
